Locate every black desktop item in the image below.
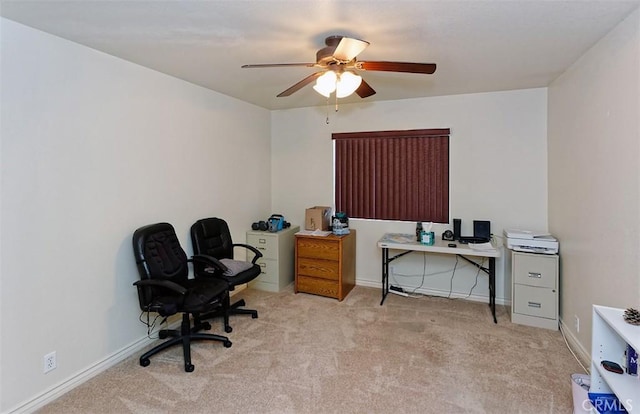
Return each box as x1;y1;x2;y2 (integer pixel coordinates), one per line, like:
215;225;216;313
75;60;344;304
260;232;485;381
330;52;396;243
453;218;461;241
473;220;491;241
455;218;491;244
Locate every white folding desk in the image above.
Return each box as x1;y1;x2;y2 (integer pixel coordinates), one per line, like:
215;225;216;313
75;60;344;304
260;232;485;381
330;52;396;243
377;233;501;323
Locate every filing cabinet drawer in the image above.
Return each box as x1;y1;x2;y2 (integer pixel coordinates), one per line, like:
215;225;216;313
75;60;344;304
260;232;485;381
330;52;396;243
254;258;277;284
247;234;278;260
513;285;556;320
513;253;557;289
297;238;340;261
296;275;339;298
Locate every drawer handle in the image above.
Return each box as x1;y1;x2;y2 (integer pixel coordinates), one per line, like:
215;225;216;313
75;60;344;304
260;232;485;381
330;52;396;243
258;238;266;244
528;302;542;308
258;247;266;251
528;272;542;278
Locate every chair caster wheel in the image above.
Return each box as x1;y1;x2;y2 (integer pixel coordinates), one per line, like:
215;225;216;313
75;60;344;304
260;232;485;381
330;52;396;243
252;313;258;319
223;340;232;348
185;364;195;372
225;325;233;333
158;331;168;339
140;358;150;367
202;322;211;331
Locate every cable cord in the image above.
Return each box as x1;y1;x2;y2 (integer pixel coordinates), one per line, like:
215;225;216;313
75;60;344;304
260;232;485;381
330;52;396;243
139;311;168;339
392;254;486;300
406;252;429;294
459;258;485;300
559;322;589;374
446;256;460;299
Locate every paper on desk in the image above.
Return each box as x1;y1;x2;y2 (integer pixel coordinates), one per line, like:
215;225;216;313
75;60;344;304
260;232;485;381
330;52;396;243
468;242;496;251
381;233;416;244
296;229;332;237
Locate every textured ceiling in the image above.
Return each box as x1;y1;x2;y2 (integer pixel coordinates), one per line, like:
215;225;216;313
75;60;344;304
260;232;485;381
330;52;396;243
2;0;639;110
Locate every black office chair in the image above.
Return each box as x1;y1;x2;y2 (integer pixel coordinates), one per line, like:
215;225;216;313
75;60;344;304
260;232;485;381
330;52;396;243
132;222;232;372
190;217;262;333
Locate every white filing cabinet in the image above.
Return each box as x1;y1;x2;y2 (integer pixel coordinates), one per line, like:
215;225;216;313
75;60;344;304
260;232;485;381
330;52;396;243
246;225;299;292
510;251;559;330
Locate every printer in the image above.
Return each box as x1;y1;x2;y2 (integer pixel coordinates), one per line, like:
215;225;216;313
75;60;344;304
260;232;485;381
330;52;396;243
504;229;559;254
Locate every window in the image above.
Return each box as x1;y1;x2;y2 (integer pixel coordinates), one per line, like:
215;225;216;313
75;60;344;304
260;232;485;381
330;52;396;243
333;128;449;223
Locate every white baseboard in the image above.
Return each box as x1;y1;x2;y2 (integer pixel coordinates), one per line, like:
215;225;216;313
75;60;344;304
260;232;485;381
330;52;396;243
6;332;164;414
356;279;511;306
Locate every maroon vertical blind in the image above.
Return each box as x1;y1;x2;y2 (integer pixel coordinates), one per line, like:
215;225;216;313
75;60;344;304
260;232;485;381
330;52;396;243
333;129;449;223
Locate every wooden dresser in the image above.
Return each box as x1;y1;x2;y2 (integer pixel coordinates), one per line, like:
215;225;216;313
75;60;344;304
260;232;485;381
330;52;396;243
294;230;356;301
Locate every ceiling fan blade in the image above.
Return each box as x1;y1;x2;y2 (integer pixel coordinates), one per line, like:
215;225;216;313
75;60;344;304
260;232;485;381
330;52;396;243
242;63;316;69
276;72;324;97
355;79;376;98
357;61;437;74
333;37;370;62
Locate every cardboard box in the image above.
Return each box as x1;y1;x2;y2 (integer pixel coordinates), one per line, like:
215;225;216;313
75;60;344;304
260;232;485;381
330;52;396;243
305;206;332;230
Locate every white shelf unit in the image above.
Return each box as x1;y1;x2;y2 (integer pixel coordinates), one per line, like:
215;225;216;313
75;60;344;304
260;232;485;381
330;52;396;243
590;305;640;412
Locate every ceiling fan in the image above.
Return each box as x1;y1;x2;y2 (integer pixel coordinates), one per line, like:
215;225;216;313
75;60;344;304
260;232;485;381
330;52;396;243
241;35;437;99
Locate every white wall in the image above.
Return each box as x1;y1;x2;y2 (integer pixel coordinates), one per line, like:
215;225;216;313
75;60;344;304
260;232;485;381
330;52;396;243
0;19;271;412
271;89;548;303
548;8;640;359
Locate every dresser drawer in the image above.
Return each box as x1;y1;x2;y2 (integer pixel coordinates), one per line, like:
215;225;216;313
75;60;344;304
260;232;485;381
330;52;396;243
297;257;340;280
297;275;339;298
513;285;556;319
247;233;278;260
513;253;557;289
297;238;340;261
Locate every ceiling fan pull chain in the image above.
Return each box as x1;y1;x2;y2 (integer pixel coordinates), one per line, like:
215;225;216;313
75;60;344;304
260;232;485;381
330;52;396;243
325;97;330;124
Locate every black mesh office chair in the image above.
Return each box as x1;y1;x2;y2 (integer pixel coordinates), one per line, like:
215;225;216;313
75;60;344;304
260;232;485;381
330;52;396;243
190;217;262;333
132;222;232;372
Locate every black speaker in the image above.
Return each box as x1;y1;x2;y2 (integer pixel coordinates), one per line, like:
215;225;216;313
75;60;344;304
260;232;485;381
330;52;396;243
453;218;461;241
252;220;268;231
473;220;491;241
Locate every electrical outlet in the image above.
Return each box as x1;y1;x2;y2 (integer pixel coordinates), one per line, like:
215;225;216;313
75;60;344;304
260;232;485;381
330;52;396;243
43;351;57;373
574;315;580;333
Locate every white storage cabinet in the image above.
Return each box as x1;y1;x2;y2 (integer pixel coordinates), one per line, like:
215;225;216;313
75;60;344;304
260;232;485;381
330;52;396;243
510;251;559;330
246;225;299;292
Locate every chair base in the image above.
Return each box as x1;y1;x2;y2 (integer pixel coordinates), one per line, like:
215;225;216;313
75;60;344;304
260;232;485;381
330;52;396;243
201;298;258;333
140;313;231;372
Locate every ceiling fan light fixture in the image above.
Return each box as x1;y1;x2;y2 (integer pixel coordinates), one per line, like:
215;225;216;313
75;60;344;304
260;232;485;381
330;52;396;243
335;71;362;98
313;71;337;97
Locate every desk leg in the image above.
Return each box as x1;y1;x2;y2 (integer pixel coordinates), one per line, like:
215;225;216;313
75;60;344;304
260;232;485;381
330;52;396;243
380;248;389;305
489;257;497;323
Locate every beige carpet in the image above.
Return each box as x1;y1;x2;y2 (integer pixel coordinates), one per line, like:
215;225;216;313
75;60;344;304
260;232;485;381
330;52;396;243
37;285;583;413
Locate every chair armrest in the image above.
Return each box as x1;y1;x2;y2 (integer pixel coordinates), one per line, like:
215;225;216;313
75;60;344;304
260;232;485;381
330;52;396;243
133;279;187;295
232;243;264;264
